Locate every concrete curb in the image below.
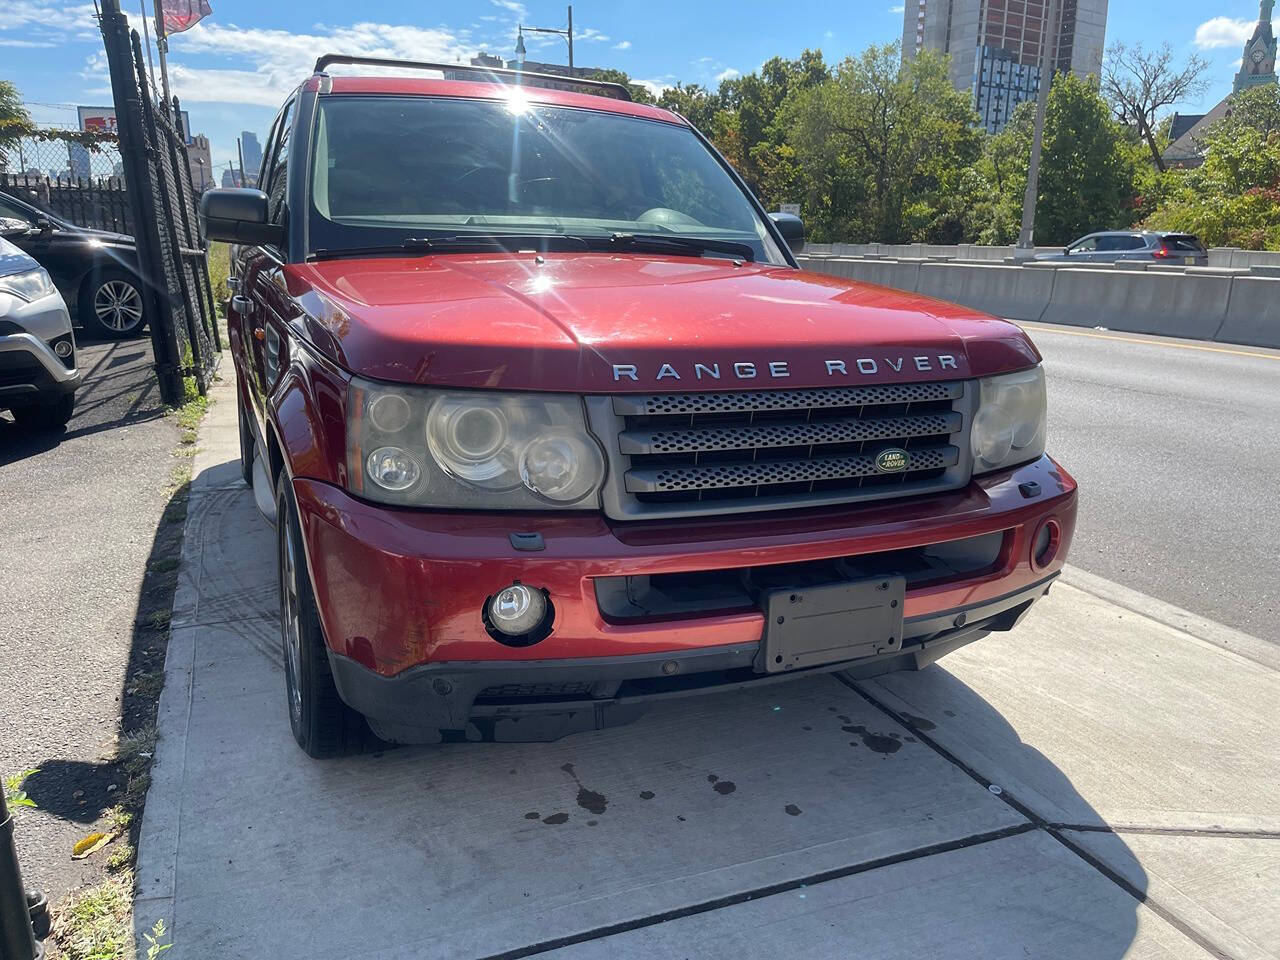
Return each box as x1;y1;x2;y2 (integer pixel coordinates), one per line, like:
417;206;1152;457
132;361;240;951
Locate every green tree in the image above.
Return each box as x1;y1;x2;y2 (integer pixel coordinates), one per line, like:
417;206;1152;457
656;83;721;132
1035;72;1138;244
0;79;33;150
589;68;656;105
785;44;980;243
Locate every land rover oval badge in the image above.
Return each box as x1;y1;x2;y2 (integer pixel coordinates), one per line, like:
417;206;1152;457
875;448;909;474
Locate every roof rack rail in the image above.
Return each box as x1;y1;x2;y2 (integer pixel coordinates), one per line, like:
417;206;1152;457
311;54;633;102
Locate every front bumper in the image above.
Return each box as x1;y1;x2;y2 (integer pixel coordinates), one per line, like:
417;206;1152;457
0;291;81;401
294;454;1076;736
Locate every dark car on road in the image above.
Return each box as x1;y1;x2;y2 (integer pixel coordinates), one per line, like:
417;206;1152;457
1035;230;1209;266
0;189;148;339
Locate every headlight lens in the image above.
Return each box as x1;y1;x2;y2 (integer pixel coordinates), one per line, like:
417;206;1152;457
971;366;1046;474
0;268;56;303
347;378;605;509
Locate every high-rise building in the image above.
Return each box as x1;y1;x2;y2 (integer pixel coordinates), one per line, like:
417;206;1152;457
240;131;263;181
187;133;213;192
903;0;1109;132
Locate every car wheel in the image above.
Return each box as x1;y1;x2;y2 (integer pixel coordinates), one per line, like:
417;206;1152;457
81;269;146;339
10;392;75;431
276;469;369;758
237;396;255;487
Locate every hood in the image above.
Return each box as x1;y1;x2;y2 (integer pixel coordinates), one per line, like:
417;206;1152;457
60;224;134;246
286;253;1040;392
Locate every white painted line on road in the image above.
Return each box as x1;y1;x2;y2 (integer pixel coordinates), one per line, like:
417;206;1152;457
1016;323;1280;362
1061;565;1280;673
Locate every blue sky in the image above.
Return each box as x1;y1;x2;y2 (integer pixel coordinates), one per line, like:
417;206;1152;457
0;0;1265;176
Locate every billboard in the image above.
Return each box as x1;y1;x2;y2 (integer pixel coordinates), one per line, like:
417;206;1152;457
77;105;194;144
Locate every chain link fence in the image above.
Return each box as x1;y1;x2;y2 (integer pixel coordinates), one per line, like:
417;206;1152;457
98;0;221;403
0;135;133;234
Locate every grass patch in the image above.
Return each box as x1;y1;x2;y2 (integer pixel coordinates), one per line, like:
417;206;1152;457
147;556;180;574
207;241;230;311
51;871;134;960
4;767;38;808
146;609;171;631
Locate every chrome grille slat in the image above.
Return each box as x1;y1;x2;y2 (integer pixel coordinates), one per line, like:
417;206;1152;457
612;382;962;416
618;411;962;455
625;445;959;493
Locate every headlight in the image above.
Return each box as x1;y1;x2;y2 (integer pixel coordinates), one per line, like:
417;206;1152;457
970;366;1046;474
0;268;56;303
347;378;606;509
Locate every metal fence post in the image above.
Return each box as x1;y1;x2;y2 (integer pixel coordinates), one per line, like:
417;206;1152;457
0;791;40;960
97;0;185;403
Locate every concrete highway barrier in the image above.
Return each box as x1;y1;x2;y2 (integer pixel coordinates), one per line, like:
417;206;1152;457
798;255;1279;349
917;261;1054;323
1219;275;1280;348
1038;267;1232;338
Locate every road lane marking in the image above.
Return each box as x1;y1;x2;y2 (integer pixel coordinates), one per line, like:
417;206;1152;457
1017;323;1280;362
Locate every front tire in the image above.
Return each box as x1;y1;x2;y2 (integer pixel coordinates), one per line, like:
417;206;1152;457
11;392;75;431
276;470;369;758
80;268;146;339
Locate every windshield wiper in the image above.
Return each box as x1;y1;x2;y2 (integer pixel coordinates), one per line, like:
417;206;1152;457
310;234;590;261
607;233;756;262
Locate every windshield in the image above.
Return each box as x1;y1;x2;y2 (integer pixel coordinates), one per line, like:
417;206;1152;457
308;95;785;263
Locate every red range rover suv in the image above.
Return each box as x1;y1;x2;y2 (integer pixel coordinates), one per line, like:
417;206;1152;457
201;56;1077;758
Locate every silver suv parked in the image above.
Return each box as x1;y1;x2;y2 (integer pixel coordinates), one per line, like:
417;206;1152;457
1036;231;1209;266
0;236;80;429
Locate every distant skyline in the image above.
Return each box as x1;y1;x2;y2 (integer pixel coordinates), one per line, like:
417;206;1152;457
0;0;1265;176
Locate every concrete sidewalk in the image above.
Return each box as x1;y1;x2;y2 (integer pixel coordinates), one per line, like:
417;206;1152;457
135;368;1280;960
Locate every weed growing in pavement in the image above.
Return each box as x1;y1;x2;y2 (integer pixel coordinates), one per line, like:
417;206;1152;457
4;768;38;808
147;609;172;631
144;918;174;958
147;556;180;573
51;870;134;960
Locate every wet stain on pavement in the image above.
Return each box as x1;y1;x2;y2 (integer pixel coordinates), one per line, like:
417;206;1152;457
713;780;737;795
802;725;813;731
587;820;598;827
524;812;540;820
837;715;851;723
784;804;802;816
542;812;569;825
561;762;608;815
676;815;686;822
842;725;902;754
944;710;956;717
639;790;655;800
900;712;937;731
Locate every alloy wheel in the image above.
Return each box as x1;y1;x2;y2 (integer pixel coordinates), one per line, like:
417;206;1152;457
281;517;304;725
93;279;144;333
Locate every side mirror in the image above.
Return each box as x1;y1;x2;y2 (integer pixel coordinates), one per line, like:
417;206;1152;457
200;189;284;246
769;211;805;255
35;217;52;237
0;217;29;238
1063;247;1071;255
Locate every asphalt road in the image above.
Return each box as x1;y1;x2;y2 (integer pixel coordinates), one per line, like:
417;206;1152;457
0;334;180;898
1024;322;1280;644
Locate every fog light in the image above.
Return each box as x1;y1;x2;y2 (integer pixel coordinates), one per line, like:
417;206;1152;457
1031;518;1061;570
53;339;73;358
486;583;548;638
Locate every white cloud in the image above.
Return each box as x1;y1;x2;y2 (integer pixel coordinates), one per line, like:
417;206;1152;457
636;77;674;98
0;1;98;45
576;27;611;43
824;30;835;41
1194;16;1253;50
715;67;740;83
613;40;631;51
164;21;476;106
490;0;527;16
889;5;905;13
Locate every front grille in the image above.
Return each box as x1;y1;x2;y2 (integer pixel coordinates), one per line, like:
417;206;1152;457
588;381;973;519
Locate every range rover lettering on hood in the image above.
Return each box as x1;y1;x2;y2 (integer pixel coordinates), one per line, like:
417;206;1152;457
612;354;960;383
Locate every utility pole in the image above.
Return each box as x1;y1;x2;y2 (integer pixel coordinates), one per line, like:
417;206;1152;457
1015;0;1061;257
153;4;174;118
516;5;574;76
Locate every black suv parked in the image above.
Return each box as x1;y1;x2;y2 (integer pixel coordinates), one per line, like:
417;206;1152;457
0;190;147;339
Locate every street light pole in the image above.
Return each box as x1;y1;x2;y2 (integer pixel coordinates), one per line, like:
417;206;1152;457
1015;0;1062;256
515;5;575;76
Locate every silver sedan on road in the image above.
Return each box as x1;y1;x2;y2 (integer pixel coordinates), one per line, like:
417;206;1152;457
1036;231;1209;266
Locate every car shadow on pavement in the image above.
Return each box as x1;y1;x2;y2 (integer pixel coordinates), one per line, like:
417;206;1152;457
14;475;189;894
0;334;166;467
108;452;1168;960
